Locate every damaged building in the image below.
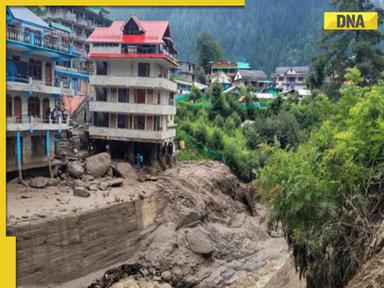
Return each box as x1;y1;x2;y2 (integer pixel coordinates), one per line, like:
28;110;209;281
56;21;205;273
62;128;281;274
86;16;178;167
6;7;75;174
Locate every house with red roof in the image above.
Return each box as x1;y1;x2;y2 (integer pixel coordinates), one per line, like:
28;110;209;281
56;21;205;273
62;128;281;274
86;15;178;167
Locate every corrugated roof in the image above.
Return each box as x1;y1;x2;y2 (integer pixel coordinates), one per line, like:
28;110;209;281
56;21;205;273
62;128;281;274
8;7;49;29
87;17;169;44
237;70;267;81
50;22;71;33
274;66;309;75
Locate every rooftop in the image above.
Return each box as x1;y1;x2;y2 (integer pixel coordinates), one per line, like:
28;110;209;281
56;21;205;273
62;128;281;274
7;7;49;29
87;16;171;44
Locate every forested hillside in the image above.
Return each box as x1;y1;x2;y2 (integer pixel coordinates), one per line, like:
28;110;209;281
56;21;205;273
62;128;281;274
107;0;329;76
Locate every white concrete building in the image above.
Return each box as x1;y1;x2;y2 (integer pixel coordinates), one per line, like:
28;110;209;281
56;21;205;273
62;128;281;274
86;16;178;166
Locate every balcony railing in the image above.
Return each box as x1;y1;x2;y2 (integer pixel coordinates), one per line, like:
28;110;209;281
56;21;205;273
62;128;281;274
55;65;91;75
88;126;176;142
7;29;72;55
7;114;70;131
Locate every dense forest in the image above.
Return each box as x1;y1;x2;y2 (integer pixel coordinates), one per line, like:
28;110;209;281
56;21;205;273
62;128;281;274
107;0;329;76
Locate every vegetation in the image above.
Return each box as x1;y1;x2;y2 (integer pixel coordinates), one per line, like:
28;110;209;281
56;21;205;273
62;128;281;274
257;68;384;287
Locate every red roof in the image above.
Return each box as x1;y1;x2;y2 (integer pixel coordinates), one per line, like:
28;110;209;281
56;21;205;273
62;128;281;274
87;19;170;44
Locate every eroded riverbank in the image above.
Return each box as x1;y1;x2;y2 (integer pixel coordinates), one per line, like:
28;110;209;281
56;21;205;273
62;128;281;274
7;161;301;288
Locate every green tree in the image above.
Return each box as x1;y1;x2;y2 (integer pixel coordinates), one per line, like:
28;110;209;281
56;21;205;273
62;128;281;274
189;86;202;102
195;31;224;69
194;66;207;84
209;129;224;151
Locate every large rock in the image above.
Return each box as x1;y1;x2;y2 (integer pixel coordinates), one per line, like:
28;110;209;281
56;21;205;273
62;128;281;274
115;162;136;179
185;228;214;256
30;177;49;189
67;161;84;178
73;187;90;198
107;178;124;187
85;153;111;178
73;179;87;188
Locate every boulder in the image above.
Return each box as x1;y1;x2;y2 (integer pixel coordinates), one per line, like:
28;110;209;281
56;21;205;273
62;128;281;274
106;166;114;177
82;174;95;182
30;177;49;189
88;185;98;191
73;179;88;188
161;271;172;282
48;177;60;186
185;228;214;256
67;161;84;178
73;187;90;198
99;182;110;191
85;153;111;178
116;162;136;179
107;178;124;187
177;211;201;229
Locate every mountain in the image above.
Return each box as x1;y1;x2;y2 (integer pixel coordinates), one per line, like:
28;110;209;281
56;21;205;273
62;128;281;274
107;1;330;77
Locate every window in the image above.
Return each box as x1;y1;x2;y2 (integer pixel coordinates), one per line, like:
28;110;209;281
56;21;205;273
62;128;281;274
298;77;304;82
28;97;40;117
118;88;129;103
123;18;143;35
6;95;12;117
279;77;284;81
134;89;145;104
287;76;296;83
138;63;150;77
31;136;45;159
134;115;145;130
118;114;128;128
29;59;42;80
168;92;175;105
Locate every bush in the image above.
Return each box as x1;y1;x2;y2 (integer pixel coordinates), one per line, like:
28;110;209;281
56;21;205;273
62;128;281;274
195;125;208;144
209;129;224;151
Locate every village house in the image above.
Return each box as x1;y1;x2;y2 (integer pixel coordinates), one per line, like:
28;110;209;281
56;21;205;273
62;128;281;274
232;69;270;90
272;66;309;92
86;15;178;167
6;7;74;173
208;61;251;84
175;61;195;83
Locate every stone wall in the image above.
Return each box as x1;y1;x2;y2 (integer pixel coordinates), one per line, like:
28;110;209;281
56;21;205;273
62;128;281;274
7;196;159;286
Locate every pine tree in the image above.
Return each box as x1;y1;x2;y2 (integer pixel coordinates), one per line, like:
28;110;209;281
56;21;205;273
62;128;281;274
195;31;224;69
309;0;384;89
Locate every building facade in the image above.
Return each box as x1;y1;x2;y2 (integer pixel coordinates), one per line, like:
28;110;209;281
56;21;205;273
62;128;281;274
175;61;195;83
208;61;251;84
6;7;73;172
233;70;269;90
40;7;112;118
272;66;309;92
87;16;178;166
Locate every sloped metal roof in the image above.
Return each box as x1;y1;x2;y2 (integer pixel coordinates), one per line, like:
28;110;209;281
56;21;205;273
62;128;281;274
8;7;49;29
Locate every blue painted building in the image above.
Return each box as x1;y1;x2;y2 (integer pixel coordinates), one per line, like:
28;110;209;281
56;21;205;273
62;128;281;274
6;7;75;173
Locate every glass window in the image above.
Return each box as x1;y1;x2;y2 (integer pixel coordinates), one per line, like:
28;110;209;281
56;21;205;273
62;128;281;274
134;115;145;130
138;63;150;77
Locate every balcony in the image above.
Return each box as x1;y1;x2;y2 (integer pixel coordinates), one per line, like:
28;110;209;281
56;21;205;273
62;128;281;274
42;11;77;22
89;101;176;115
7;115;70;132
7;28;72;56
7;76;74;96
88;126;176;142
90;75;177;92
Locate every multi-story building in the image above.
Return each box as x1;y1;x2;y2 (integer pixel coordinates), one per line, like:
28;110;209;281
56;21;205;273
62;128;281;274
40;7;112;119
272;66;309;92
6;7;75;173
175;61;195;83
86;15;178;166
40;7;112;55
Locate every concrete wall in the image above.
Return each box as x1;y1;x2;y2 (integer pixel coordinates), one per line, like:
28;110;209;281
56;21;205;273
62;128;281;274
7;196;160;286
